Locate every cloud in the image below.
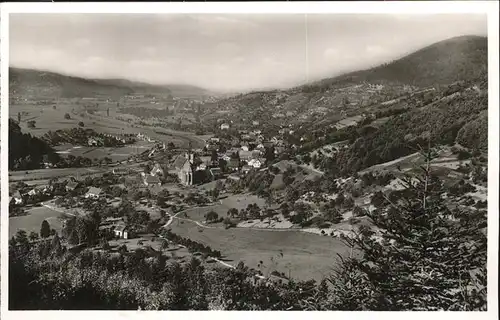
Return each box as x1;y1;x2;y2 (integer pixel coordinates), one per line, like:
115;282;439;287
9;13;487;91
365;45;386;56
73;38;91;48
323;48;340;59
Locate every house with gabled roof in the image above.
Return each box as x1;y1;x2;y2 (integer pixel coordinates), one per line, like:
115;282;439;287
66;181;80;192
11;190;24;205
144;174;162;187
228;158;240;171
85;187;102;199
113;224;131;239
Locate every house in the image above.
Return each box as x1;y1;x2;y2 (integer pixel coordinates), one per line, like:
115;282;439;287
85;187;102;199
221;154;231;162
248;158;263;169
66;181;79;192
196;163;207;171
252;121;260;126
209;137;220;143
242;165;252;174
11;191;23;205
144;174;162;187
172;153;194;186
112;168;129;175
209;167;222;180
199;156;212;166
239;150;253;161
228;158;240;171
220;123;230;130
88;138;99;146
27;188;39;196
113;225;130;239
241;144;249;152
150;163;164;177
226;174;241;182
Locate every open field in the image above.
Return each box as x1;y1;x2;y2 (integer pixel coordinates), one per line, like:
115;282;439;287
9;206;65;238
11;100;206;148
220;194;267;211
169;219;351;281
54;140;155;162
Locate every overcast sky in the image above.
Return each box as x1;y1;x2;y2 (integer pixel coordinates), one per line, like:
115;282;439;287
10;14;487;92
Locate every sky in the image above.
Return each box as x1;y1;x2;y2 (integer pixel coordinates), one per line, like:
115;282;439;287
9;14;487;92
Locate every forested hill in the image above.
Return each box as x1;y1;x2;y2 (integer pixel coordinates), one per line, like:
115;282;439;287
8;119;60;170
200;35;487;122
314;35;488;89
9;68;211;100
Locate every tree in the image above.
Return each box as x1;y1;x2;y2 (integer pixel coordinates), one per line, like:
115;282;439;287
370;191;386;208
27;120;36;129
227;208;238;218
205;210;219;223
40;220;51;238
343;195;354;208
64;113;71;120
78;121;85;127
28;231;39;242
339;146;487;310
17;112;21;122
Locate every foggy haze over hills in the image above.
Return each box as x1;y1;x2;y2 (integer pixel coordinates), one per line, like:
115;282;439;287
9;13;487;92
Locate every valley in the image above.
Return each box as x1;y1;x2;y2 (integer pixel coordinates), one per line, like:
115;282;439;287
8;33;489;311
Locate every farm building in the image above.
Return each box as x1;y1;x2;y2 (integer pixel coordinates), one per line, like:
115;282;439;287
209;167;223;180
144;174;162;187
220;123;230;130
242;165;252;174
228;159;240;171
85;187;102;199
66;181;80;192
150;163;164;177
11;191;24;205
113;225;131;239
248;158;264;169
112;168;130;175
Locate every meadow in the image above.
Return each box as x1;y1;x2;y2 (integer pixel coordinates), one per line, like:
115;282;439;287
9;205;65;238
169;219;351;282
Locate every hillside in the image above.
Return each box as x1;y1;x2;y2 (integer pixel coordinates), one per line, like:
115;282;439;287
9;68;134;100
201;35;487;124
9;68;211;100
95;79;211;99
326;35;488;88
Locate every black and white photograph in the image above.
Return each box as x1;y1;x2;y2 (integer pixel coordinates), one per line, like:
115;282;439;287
1;1;499;315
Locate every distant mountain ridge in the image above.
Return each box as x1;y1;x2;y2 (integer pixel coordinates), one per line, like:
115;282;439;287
9;67;212;100
200;35;487;122
312;35;487;89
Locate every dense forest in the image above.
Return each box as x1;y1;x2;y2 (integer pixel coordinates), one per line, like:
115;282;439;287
8;119;61;170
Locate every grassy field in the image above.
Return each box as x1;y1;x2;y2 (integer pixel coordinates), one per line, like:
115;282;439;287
220;194;267;211
11;100;204;148
169;219;350;282
9;206;65;238
53;140;155;162
9;166;109;183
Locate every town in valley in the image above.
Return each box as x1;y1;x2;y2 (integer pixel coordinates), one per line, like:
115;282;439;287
7;13;490;311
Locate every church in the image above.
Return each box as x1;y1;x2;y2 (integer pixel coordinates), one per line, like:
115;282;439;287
172;153;194;186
